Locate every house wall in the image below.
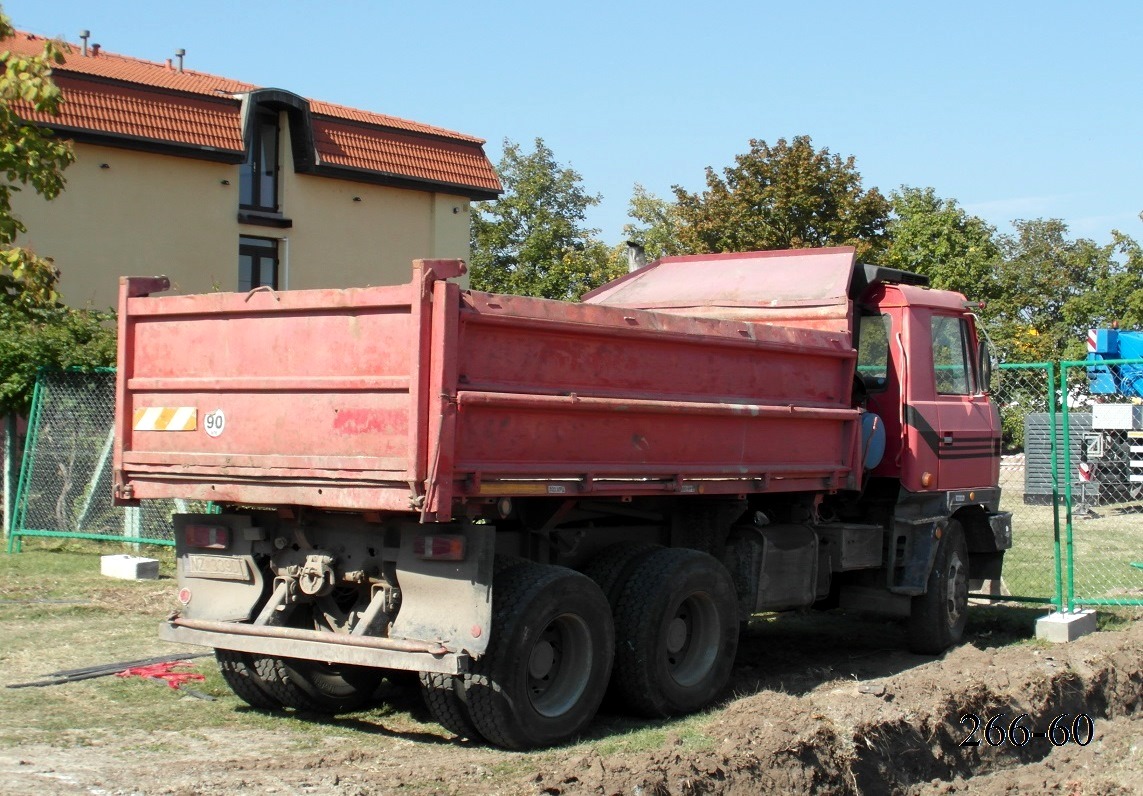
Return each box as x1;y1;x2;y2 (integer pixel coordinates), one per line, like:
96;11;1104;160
15;121;474;309
15;143;235;309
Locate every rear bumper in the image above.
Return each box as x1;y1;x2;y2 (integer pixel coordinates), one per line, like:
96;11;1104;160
160;618;468;675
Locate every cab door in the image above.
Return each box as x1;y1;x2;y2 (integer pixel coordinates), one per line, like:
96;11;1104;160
928;314;1000;489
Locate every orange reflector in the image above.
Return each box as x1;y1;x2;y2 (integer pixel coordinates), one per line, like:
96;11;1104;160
920;471;934;488
184;524;229;549
413;534;466;561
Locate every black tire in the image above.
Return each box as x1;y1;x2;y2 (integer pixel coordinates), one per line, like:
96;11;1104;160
581;542;662;609
612;548;739;717
464;563;614;749
419;672;480;740
214;648;281;710
251;655;383;713
908;520;969;654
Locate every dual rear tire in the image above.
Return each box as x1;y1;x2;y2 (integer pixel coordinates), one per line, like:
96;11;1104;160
420;549;739;747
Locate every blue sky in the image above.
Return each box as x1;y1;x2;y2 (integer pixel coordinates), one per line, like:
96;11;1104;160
7;0;1142;248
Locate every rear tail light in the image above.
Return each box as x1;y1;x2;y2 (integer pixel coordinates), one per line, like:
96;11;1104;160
413;534;466;561
184;524;229;549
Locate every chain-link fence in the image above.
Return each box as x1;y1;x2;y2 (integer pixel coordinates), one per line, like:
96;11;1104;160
1058;358;1143;609
993;363;1064;605
990;359;1143;610
7;369;205;552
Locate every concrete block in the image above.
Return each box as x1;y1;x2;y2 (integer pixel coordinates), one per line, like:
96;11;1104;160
1035;610;1098;643
101;554;160;580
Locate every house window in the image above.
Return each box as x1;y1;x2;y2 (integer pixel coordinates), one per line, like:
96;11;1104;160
240;110;280;212
239;236;279;291
931;315;974;395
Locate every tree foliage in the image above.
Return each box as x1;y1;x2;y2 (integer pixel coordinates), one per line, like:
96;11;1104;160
621;184;686;262
884;186;1001;301
991;218;1141;362
0;303;116;415
672;136;890;259
0;10;114;415
0;12;75;306
469;138;622;300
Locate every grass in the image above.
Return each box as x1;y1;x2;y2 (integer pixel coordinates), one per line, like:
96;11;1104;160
997;468;1143;606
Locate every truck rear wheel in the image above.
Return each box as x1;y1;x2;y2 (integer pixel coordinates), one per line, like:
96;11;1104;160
612;548;738;717
582;542;661;609
464;563;614;749
419;672;479;740
214;648;281;710
908;520;969;654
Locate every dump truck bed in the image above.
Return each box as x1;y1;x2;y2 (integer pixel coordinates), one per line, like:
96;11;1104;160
115;255;864;521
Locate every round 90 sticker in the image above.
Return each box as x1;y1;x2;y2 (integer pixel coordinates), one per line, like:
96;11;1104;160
204;409;226;438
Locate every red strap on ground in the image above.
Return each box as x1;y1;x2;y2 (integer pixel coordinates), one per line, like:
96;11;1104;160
117;661;205;690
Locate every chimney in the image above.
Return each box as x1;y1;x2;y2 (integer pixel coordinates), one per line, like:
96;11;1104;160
175;48;185;73
625;242;648;273
166;59;173;70
79;29;90;56
91;43;101;57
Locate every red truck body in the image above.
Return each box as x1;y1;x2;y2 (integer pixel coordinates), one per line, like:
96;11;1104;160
116;251;863;518
114;247;1011;749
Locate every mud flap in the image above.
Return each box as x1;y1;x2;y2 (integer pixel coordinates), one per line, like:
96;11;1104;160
390;521;494;658
174;514;266;622
887;517;946;596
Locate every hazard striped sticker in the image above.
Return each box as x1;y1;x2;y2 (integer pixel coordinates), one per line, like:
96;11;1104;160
133;407;197;431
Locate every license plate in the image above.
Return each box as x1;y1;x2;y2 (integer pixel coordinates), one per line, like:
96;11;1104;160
186;554;250;582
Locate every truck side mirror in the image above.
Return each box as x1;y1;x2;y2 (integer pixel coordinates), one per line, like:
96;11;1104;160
977;339;993;394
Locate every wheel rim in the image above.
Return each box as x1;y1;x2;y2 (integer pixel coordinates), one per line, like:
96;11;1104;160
665;591;720;688
945;551;968;628
527;612;593;718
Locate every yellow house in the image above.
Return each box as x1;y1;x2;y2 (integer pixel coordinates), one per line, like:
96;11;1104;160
6;31;502;309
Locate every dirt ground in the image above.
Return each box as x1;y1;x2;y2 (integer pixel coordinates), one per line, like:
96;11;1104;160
1;608;1139;796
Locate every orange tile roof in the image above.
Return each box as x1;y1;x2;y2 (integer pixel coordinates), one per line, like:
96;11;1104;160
26;75;244;153
3;31;501;196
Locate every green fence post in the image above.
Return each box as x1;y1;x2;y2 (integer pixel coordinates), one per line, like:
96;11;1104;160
1045;362;1065;612
1058;363;1075;612
7;372;46;553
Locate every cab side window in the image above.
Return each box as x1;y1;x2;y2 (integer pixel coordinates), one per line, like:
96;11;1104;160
931;315;975;395
857;314;891;391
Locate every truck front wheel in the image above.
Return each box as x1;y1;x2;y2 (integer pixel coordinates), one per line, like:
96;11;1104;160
463;563;614;749
612;548;738;717
908;520;969;654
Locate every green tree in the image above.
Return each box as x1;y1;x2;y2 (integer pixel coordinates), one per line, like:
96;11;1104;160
0;12;74;306
672;135;890;259
621;184;686;262
470;138;621;300
0;10;115;415
884;186;1002;301
991;219;1132;362
0;304;117;414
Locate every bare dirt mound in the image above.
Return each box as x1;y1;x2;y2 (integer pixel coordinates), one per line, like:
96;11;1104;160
530;619;1142;795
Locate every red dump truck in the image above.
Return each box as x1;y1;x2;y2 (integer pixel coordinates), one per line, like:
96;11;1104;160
114;247;1011;748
